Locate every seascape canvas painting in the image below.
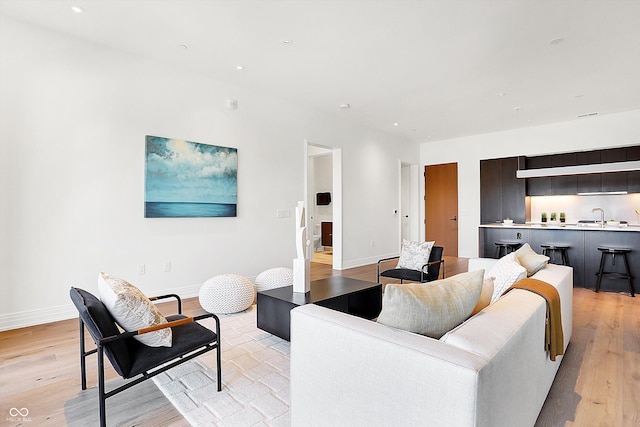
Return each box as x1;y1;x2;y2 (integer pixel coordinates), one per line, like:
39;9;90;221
145;136;237;218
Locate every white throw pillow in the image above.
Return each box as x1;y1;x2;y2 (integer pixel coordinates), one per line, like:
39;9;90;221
377;270;484;338
514;243;549;276
98;272;172;347
397;240;435;271
487;253;527;303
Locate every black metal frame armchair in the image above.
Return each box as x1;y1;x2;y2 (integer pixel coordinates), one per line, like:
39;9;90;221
377;245;445;284
70;287;221;427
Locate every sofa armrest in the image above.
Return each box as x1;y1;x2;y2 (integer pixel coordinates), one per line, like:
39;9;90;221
290;304;488;427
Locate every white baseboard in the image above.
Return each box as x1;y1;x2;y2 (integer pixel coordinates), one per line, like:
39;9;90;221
0;282;210;332
0;304;78;332
342;253;398;270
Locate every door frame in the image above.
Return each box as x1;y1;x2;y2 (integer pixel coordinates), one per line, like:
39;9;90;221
305;141;343;270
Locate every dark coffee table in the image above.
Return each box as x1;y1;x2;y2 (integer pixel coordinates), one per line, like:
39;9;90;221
256;276;382;341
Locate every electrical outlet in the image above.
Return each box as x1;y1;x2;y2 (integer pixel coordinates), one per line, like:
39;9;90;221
138;264;145;275
517;232;522;239
370;240;375;247
163;261;171;272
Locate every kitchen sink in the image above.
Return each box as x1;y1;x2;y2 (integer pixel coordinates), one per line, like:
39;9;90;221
576;220;602;227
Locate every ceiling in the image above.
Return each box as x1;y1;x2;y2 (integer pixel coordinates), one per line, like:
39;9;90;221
2;0;640;143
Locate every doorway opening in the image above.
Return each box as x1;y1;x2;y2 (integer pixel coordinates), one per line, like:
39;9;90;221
306;142;342;270
400;162;420;245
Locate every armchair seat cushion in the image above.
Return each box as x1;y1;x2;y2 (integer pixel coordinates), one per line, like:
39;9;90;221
380;268;437;283
127;314;219;378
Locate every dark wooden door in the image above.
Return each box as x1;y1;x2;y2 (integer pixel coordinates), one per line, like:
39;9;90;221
321;222;332;247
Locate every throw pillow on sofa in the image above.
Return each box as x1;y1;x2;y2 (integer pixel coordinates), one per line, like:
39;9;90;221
376;269;484;339
487;252;527;303
98;272;172;347
514;243;549;276
471;275;495;316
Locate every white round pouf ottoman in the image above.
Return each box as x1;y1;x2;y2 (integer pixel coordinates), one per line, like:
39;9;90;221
255;267;293;293
199;274;255;314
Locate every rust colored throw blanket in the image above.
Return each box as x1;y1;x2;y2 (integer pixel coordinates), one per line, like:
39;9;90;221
502;278;564;361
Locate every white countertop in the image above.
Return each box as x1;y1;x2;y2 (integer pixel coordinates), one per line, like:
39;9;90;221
480;223;640;232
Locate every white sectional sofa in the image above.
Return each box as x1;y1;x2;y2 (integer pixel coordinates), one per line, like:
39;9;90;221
290;259;573;427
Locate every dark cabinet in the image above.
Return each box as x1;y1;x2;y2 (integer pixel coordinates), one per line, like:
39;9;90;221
480;157;526;224
627;146;640;193
601;148;627;192
551;153;577;195
526;153;577;195
527;146;639;195
525;156;552;196
321;222;332;247
577;150;601;193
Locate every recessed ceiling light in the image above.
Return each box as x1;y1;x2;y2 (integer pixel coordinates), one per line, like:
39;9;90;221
574;94;585;98
71;6;85;13
393;123;399;127
496;92;506;97
339;104;350;109
281;40;293;45
550;37;564;45
236;65;245;70
178;44;188;50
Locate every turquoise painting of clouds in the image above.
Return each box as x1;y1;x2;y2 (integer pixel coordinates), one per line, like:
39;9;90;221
145;135;237;218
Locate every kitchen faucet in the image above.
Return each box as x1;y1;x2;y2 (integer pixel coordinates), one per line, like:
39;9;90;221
592;207;605;227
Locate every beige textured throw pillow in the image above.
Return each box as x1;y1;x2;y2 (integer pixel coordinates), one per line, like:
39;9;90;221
98;272;172;347
397;239;435;270
377;269;484;338
471;276;495;316
514;243;549;276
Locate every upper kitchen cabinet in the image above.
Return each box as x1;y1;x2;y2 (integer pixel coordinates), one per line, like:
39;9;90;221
527;146;639;195
577;150;601;193
601;147;627;192
525;154;576;195
627;146;640;193
480;156;526;224
525;155;551;196
550;153;577;195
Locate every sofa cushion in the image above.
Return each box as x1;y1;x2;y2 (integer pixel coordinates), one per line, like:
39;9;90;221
98;272;172;347
514;243;549;276
397;239;435;270
376;269;484;338
488;253;527;303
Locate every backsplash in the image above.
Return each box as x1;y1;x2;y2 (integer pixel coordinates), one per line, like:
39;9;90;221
530;193;640;225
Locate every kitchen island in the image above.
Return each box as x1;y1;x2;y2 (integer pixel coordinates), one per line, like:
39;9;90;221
479;223;639;293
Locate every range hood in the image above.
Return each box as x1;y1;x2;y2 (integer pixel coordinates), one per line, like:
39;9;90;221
515;160;640;179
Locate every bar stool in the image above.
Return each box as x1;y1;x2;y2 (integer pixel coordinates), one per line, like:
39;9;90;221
540;244;570;266
494;241;521;258
595;247;635;297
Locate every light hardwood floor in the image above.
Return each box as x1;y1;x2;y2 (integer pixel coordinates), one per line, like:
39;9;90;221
1;257;638;426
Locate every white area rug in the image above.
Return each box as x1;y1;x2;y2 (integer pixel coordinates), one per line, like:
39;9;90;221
153;305;291;426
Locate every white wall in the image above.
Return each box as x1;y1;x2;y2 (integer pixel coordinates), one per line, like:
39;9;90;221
420;109;640;258
0;17;417;329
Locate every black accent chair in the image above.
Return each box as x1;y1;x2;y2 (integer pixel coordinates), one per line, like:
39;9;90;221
377;245;445;284
69;287;222;427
